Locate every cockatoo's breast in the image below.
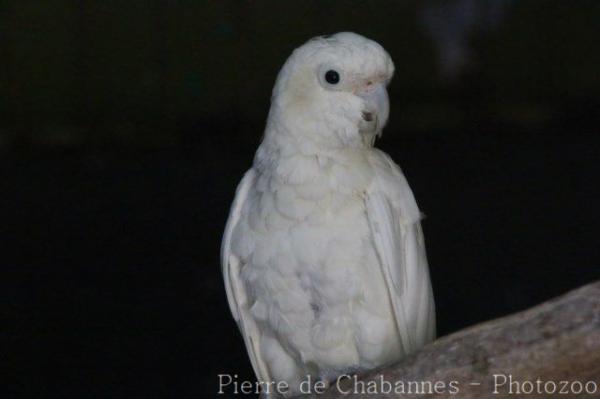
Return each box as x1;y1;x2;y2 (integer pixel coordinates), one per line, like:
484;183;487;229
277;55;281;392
229;148;404;379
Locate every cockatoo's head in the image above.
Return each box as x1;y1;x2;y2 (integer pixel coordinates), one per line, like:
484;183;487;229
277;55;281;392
265;32;395;150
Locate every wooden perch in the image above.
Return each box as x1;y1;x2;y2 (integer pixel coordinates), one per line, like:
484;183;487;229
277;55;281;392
322;281;600;398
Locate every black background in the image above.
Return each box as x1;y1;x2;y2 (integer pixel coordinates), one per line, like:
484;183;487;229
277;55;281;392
2;1;599;398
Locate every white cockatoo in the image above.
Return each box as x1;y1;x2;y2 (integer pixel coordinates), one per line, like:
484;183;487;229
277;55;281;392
221;32;435;397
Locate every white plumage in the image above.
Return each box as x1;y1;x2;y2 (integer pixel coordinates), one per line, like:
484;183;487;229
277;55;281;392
222;32;435;397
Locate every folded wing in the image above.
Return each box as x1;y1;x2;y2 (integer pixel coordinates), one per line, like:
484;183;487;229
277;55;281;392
221;169;272;384
364;152;436;354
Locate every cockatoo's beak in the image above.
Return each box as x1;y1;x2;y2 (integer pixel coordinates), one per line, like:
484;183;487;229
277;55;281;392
357;83;389;136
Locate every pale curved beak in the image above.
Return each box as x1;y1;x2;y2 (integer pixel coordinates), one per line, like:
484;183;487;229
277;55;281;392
357;83;389;136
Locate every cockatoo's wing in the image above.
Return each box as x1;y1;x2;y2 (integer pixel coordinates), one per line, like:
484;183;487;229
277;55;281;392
221;169;271;385
365;151;436;355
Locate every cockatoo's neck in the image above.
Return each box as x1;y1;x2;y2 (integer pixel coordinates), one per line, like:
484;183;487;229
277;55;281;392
263;102;370;149
253;125;377;185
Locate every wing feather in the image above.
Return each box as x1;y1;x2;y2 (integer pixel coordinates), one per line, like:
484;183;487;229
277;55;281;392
365;153;436;354
221;169;271;384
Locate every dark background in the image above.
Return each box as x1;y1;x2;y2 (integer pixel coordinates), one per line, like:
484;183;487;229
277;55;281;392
2;1;599;398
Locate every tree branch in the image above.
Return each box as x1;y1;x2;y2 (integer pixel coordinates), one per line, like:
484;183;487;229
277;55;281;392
322;281;600;398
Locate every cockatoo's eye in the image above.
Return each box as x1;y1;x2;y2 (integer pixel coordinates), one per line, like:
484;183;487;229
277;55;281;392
324;70;340;85
317;66;344;90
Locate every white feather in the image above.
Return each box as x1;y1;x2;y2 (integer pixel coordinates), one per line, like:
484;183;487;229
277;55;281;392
364;150;436;354
221;169;272;385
